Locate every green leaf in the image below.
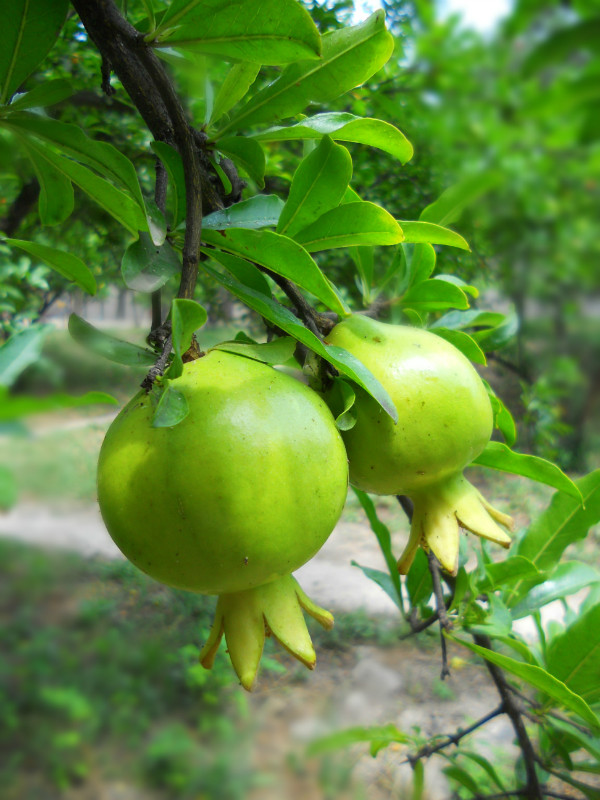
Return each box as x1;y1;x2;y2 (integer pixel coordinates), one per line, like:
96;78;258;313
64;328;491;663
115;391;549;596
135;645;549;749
253;112;413;163
151;384;189;428
420;171;502;227
216;136;265;188
351;488;403;606
212;337;296;366
472;442;582;501
431;309;506;331
150;140;186;228
448;634;600;729
68;314;156;367
431;328;486;365
443;764;480;796
479;556;542;591
0;465;17;510
5;112;146;212
203;194;284;230
324;377;357;431
458;751;506;792
508;472;600;602
277;136;352;238
218;12;393;135
401;279;469;312
352;246;374;304
5;238;96;295
121;232;181;293
351;562;401;609
210;62;261;126
294;202;404;252
202;227;348;315
399;242;437;290
0;390;118;421
471;312;519;351
203;248;272;296
0;0;69;105
546;604;600;706
11;134;147;235
511;561;600;620
169;298;208;379
399;221;469;250
152;0;321;65
406;548;433;606
201;263;397;420
307;723;408;756
17;136;74;226
7;79;72;111
0;324;52;387
483;380;517;447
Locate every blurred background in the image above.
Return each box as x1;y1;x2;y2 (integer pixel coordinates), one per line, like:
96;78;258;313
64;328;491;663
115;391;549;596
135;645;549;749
1;0;599;797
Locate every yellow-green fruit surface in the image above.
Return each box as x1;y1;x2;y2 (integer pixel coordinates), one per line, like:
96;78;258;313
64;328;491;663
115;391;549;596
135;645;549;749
97;351;348;594
325;315;493;495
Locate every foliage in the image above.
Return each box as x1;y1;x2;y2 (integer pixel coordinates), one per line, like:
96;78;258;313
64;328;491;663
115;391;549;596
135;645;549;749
1;0;599;798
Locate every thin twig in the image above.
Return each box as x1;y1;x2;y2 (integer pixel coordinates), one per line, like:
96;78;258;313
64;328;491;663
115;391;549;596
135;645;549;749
141;334;172;391
261;268;335;338
473;634;543;800
401;703;505;766
428;551;452;679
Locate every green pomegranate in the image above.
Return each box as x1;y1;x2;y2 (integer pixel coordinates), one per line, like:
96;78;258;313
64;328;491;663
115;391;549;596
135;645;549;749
325;315;512;575
97;350;348;689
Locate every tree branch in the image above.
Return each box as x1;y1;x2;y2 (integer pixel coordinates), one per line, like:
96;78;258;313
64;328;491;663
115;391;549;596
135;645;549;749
473;634;543;800
0;179;40;237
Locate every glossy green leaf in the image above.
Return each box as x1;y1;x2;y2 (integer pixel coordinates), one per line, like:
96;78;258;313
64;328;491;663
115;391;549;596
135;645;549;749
68;314;156;367
202;248;272;296
218;12;393;135
434;274;478;298
0;390;118;421
0;325;52;387
169;298;208;379
420;171;502;227
352;246;374;304
547;604;600;705
210;62;261;126
401;242;437;289
307;723;408;755
18;136;74;226
202;227;348;315
0;465;17;510
406;548;433;606
352;488;403;606
212;337;296;365
144;197;167;247
203;194;284;230
5;238;95;295
121;232;181;293
152;0;321;65
12;135;147;235
5;112;146;211
401;279;469;311
151;384;189;428
472;442;582;501
7;79;72;111
253;112;413;163
511;561;600;620
0;0;69;104
294;202;404;251
150;140;186;228
448;634;600;729
431;328;486;365
216;136;265;188
513;471;600;592
201;263;397;420
277;136;352;237
399;220;469;250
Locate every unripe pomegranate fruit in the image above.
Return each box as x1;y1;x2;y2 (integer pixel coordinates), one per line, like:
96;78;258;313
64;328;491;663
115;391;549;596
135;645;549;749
325;315;512;575
97;351;348;689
